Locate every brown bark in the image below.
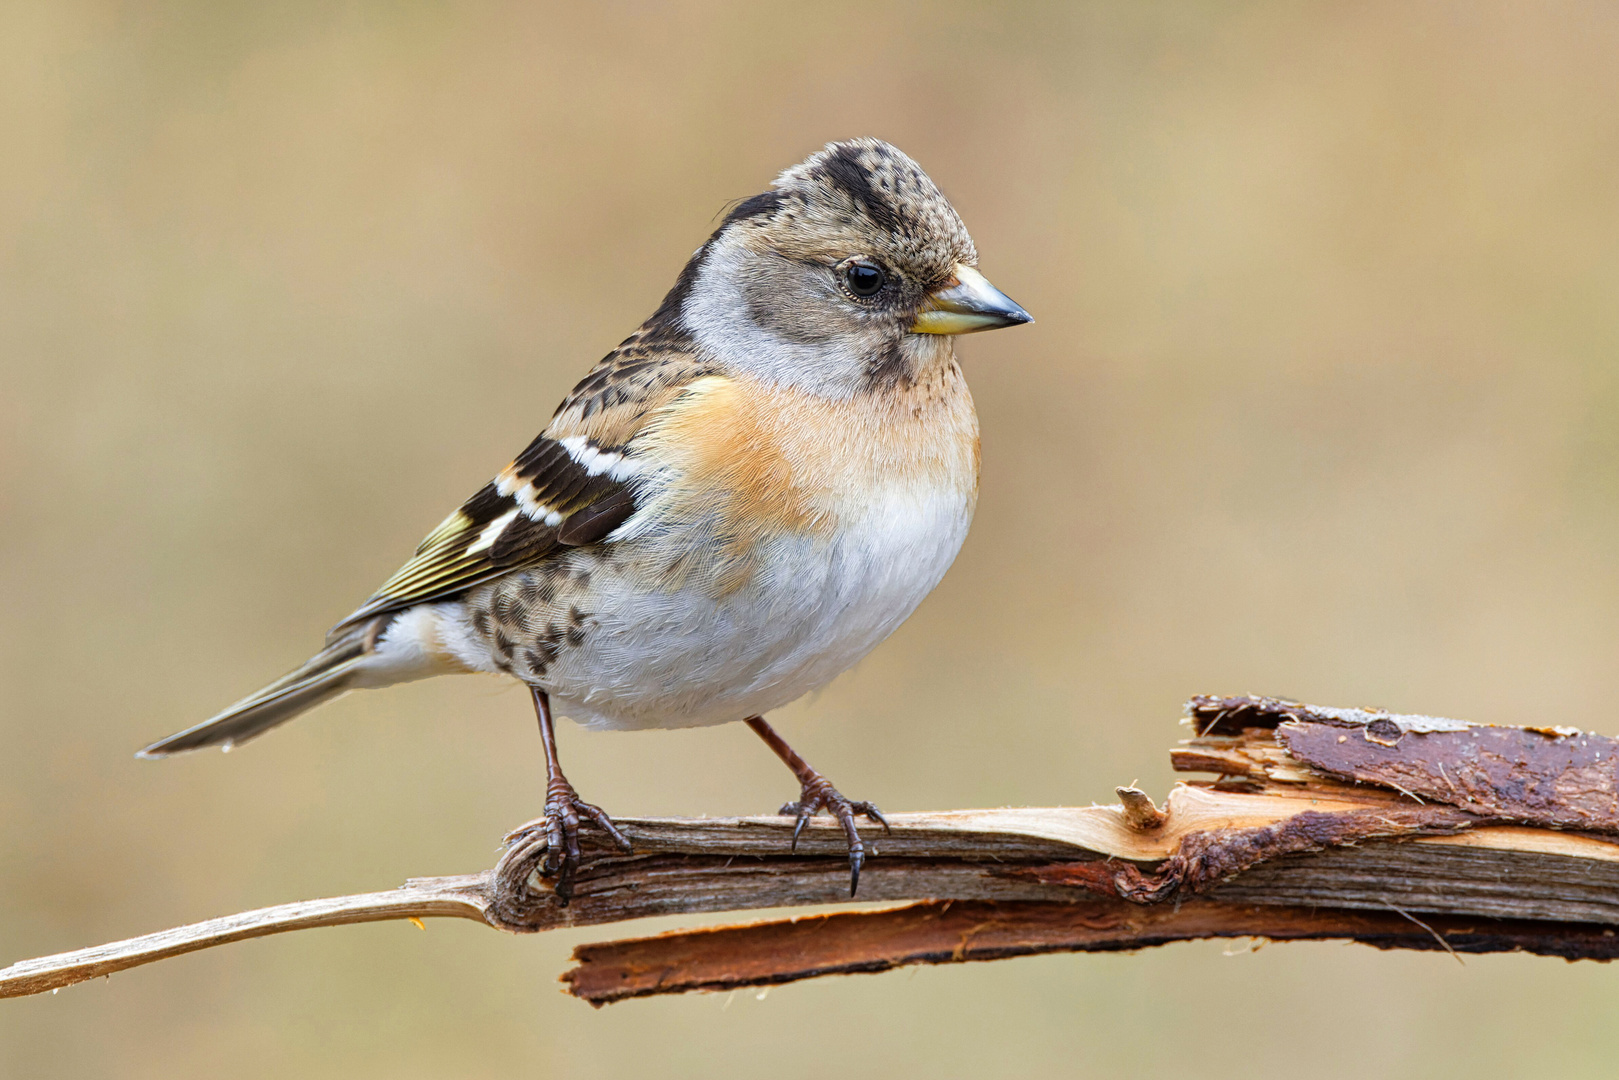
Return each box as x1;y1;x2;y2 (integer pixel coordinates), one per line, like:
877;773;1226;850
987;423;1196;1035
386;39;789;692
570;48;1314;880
5;695;1617;1004
564;899;1619;1006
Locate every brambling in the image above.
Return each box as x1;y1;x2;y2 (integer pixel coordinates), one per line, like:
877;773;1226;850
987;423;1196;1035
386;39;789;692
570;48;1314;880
141;138;1031;899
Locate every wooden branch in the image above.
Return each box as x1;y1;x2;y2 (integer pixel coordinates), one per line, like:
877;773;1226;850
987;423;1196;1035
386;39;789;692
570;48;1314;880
563;899;1619;1005
6;695;1619;1003
0;877;491;999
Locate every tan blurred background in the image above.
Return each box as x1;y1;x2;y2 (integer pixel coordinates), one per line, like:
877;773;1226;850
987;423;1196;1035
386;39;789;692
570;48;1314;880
4;1;1619;1076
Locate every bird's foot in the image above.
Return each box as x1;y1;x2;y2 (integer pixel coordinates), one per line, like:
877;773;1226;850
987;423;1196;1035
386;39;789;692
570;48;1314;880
778;775;890;898
495;778;632;911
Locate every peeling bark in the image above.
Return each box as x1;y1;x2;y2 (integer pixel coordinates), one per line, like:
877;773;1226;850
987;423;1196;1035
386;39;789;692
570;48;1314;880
7;695;1619;1004
563;899;1619;1006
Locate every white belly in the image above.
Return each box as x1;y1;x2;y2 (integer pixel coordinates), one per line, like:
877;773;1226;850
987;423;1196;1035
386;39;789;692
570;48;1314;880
540;482;974;730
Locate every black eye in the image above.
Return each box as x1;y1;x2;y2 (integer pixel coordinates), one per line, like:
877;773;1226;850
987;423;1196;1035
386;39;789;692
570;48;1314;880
842;260;887;299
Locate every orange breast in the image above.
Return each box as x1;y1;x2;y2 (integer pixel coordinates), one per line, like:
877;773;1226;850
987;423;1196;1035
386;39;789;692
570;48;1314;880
643;365;980;563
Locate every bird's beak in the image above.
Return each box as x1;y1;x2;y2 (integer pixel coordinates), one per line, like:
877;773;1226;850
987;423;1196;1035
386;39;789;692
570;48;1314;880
910;265;1034;335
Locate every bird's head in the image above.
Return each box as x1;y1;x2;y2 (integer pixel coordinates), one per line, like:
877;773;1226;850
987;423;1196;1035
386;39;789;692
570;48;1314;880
660;138;1031;398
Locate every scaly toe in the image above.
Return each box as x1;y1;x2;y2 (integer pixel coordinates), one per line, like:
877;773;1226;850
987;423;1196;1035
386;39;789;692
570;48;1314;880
573;798;634;853
849;800;890;831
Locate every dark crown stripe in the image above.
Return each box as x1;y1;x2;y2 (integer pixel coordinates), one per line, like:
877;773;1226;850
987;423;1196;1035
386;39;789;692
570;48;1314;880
817;144;900;234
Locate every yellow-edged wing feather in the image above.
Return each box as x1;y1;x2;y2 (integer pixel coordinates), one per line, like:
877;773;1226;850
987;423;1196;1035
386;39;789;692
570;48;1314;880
330;338;713;633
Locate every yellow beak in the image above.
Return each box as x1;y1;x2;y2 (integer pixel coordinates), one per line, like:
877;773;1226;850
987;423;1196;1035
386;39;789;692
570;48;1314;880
910;265;1033;335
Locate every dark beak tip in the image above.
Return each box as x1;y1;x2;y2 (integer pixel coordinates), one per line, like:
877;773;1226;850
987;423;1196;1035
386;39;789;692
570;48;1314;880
994;292;1033;327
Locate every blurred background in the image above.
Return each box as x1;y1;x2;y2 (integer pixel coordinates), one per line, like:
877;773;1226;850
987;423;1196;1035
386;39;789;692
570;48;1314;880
4;1;1619;1076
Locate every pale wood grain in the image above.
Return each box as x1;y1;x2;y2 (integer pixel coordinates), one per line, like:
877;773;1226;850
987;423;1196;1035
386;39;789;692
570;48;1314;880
8;802;1619;1000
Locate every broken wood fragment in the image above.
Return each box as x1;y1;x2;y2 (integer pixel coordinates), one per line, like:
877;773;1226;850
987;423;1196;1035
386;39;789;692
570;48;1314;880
1279;722;1619;830
6;694;1618;1003
562;899;1619;1006
1115;786;1168;831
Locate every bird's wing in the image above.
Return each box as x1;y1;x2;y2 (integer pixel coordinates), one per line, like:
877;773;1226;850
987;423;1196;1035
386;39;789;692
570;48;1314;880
331;333;713;632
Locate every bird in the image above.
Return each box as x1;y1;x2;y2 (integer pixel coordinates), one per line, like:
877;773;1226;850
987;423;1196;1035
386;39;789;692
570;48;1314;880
139;138;1032;901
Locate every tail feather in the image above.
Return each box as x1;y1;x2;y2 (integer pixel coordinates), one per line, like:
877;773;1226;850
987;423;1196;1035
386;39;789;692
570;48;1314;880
138;622;378;757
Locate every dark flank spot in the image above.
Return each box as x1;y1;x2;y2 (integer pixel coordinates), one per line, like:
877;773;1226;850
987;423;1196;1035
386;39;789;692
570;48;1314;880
818;144;899;234
519;573;556;608
471;609;491;637
517;577;540;605
522;648;548;676
493;630;515;664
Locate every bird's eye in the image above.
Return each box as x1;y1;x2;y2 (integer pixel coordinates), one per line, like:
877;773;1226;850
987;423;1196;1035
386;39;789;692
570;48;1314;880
842;260;887;299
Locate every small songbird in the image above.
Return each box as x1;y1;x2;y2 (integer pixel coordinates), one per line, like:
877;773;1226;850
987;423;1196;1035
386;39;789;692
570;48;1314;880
140;138;1031;899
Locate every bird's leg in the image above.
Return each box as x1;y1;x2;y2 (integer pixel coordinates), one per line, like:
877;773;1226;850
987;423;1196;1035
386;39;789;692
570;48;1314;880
744;715;890;897
504;687;631;906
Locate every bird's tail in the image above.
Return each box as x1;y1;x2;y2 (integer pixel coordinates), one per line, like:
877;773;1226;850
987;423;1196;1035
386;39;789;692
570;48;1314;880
137;618;387;757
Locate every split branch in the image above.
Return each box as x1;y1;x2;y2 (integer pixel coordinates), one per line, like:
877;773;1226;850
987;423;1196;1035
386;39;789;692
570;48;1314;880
5;695;1619;1004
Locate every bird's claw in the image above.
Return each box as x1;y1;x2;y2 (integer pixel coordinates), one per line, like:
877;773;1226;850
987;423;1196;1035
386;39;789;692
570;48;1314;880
777;776;890;897
497;780;631;908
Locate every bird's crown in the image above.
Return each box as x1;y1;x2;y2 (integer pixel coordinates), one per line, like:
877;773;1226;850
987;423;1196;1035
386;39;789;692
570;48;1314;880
726;138;977;287
637;138;1025;401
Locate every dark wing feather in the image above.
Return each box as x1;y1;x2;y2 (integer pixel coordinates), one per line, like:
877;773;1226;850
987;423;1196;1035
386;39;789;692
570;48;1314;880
556;489;638;546
330;295;715;636
330;432;637;632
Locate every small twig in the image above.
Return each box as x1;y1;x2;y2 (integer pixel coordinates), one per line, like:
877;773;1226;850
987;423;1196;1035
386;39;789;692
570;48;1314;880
0;876;491;999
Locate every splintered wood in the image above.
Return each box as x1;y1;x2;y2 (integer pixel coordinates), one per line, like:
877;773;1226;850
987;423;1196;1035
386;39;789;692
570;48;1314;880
5;695;1618;1004
563;901;1619;1005
561;695;1619;1003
